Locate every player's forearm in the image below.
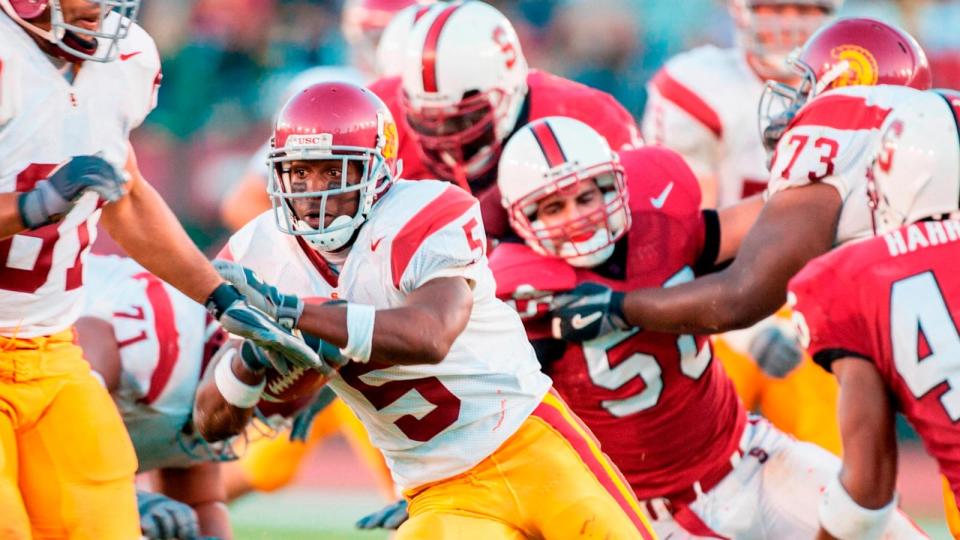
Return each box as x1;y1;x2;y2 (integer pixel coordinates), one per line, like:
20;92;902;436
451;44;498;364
193;354;260;442
101;179;222;304
0;192;27;239
621;261;778;334
299;304;462;365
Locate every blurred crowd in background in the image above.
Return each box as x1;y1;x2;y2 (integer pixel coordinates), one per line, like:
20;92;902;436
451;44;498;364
119;0;960;253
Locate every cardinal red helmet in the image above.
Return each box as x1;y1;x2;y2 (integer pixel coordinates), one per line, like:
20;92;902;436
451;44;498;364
268;82;399;252
760;18;931;147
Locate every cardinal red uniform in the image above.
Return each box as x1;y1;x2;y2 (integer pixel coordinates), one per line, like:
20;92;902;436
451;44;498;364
368;70;641;238
790;218;960;507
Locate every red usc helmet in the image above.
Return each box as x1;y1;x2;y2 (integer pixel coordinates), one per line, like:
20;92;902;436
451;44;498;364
760;18;931;146
268;82;399;252
0;0;141;62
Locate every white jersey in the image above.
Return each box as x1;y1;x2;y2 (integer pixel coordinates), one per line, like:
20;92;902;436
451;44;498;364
766;85;930;245
82;255;227;471
0;13;160;337
225;180;551;490
642;46;772;208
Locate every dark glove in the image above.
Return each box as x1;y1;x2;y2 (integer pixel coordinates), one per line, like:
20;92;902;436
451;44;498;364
137;490;200;540
356;499;409;530
18;155;126;228
749;326;803;378
206;283;318;375
289;386;338;442
212;260;304;330
550;282;630;342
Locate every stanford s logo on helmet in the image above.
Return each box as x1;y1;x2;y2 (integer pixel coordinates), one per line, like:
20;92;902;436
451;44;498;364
498;117;630;268
268;82;399;253
0;0;141;62
759;17;932;148
867;90;960;236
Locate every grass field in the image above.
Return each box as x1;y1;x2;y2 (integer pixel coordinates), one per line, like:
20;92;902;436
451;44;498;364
226;437;953;540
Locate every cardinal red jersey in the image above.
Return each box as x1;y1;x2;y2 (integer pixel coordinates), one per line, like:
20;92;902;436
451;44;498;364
368;70;642;239
489;146;746;500
789;219;960;501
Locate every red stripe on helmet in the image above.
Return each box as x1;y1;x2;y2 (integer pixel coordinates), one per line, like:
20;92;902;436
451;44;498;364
421;3;461;93
530;120;568;168
413;4;431;22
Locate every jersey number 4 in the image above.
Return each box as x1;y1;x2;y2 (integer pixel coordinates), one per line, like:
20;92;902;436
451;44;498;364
582;267;711;417
0;164;91;293
891;271;960;421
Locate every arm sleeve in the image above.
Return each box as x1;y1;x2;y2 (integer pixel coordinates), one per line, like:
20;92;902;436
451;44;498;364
123;25;162;129
641;76;720;178
398;201;487;294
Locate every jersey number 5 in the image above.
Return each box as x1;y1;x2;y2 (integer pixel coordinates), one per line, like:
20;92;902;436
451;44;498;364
582;267;712;417
891;271;960;421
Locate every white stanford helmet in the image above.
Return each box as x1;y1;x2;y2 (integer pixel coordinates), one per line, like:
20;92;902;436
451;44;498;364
729;0;842;80
375;3;441;78
867;90;960;237
0;0;141;62
401;0;529;182
499;116;630;268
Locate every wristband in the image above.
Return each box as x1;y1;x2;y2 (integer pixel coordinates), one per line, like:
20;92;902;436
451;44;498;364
819;474;896;540
206;283;243;319
214;348;266;408
340;303;375;364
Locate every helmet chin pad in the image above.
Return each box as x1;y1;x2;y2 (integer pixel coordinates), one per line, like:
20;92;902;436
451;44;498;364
296;214;359;253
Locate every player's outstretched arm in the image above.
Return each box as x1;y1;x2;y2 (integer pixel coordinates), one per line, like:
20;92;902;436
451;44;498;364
193;340;260;442
817;357;899;540
152;462;232;540
620;183;840;334
100;146;223;304
297;276;474;366
714;193;764;264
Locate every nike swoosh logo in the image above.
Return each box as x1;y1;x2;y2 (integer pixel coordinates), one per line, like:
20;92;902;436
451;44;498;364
119;51;142;61
371;237;385;252
650;181;674;209
570;311;603;330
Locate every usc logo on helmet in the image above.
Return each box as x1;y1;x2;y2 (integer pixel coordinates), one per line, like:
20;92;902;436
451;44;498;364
830;45;879;88
382;121;398;159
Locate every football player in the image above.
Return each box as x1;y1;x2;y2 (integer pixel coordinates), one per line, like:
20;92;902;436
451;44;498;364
198;81;657;540
0;1;315;537
490;116;923;538
788;95;960;540
218;0;436;232
368;0;642;240
549;19;931;359
77;254;232;540
643;0;845;456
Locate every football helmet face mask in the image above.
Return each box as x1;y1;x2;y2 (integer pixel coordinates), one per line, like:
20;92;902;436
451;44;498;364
401;1;529;186
268;82;399;253
730;0;841;80
0;0;141;62
866;90;960;237
342;0;433;77
759;17;931;145
499;117;630;268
